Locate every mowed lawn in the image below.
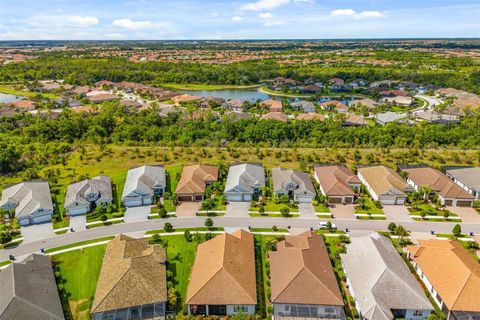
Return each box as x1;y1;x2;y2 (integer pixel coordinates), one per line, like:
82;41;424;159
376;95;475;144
51;245;106;320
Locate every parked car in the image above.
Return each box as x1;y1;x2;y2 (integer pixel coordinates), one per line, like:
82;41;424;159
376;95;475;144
318;221;337;230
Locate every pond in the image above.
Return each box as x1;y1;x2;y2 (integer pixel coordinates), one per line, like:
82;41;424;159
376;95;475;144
0;93;24;103
178;88;273;102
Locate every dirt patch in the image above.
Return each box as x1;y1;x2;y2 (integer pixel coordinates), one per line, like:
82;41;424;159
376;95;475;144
69;298;91;320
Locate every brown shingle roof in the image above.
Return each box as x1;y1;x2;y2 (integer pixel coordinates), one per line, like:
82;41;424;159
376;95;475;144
260;99;283;112
315;164;360;197
407;240;480;312
296;113;325;121
269;231;344;306
401;166;474;200
175;165;218;195
91;235;167;313
186;230;256;305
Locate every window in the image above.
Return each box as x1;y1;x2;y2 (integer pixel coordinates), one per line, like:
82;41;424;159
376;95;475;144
233;305;248;313
413;310;423;316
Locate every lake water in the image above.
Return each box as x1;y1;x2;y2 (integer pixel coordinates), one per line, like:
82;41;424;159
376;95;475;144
0;93;24;103
178;88;273;102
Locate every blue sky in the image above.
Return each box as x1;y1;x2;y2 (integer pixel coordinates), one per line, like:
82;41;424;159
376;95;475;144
1;0;479;40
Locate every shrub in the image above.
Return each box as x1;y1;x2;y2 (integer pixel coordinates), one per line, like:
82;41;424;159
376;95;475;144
452;224;462;237
164;222;174;233
280;207;290;217
184;230;192;242
272;225;278;231
159;207;168;218
388;222;397;232
204;218;214;228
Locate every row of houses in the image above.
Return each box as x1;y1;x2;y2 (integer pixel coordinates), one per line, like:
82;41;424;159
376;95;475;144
2;232;478;320
1;164;479;226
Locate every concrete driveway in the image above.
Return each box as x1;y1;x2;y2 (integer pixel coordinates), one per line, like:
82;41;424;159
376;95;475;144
383;205;412;222
21;223;55;243
298;203;317;219
447;206;480;223
225;202;251;217
176;202;202;217
330;204;356;220
69;215;86;232
124;206;150;223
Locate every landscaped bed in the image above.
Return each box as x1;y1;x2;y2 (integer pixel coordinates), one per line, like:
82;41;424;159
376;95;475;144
408;203;461;222
250;200;299;213
354;196;384;215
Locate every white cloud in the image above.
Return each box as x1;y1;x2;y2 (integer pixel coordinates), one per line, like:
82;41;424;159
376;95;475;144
331;9;385;20
103;33;127;39
259;12;274;19
112;18;153;30
232;16;244;21
67;15;99;27
241;0;311;11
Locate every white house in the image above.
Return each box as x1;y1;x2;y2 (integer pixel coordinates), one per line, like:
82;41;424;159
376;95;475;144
64;175;113;215
0;181;54;226
224;163;265;202
121;165;166;207
444;166;480;200
271;168;316;203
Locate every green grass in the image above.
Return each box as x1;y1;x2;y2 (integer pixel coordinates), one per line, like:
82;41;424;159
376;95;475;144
249;213;300;218
51;245;106;320
357;216;387;220
86;220;123;229
250;200;299;213
45;236;114;253
160;83;261;90
0;85;59;99
145;227;224;235
254;235;278;318
0;260;12;267
355;197;384;214
408;203;458;217
250;227;289;233
314;203;330;213
315;230;347;235
436;233;471;239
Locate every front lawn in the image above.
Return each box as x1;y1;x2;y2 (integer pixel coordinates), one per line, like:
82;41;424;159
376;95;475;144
200;194;226;211
354;196;384;215
408;203;459;220
314;203;330;213
250;200;299;213
51;245;107;320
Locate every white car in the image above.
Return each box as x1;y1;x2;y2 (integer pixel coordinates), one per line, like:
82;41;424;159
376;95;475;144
318;221;337;230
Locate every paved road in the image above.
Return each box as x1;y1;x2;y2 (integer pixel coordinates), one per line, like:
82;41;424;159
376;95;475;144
2;216;480;261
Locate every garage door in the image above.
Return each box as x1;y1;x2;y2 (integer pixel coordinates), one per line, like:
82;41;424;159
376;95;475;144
330;197;343;204
227;193;243;202
242;194;252;202
444;199;453;206
32;214;52;224
19;218;31;226
195;195;204;201
344;197;353;204
456;200;472;207
124;198;143;207
68;207;87;216
296;196;312;203
396;198;406;205
143;197;153;205
178;195;193;202
381;197;396;205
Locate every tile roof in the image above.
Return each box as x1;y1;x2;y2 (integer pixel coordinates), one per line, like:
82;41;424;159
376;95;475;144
295;113;325;121
260;99;283;112
269;231;343;306
407;240;480;312
224;163;265;193
65;175;112;209
0;181;53;218
271;168;316;197
92;235;167;313
358;165;413;197
315;164;360;197
341;233;432;320
261;112;288;122
321;100;348;112
186;230;257;305
401;166;474;200
175;165;219;195
122;165;166;198
445;167;480;194
0;253;64;320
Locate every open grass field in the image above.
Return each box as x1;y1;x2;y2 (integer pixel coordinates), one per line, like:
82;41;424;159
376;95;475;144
51;245;107;320
0;85;59;99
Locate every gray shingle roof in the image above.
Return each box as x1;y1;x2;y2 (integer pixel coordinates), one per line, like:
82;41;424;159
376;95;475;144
341;233;432;320
0;181;53;218
271;168;316;197
122;165;166;198
64;175;112;209
0;254;64;320
224;163;265;193
375;111;405;125
444;167;480;194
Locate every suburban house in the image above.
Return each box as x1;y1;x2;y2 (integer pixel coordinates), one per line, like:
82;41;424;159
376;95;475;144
357;165;414;205
175;165;219;202
261;112;288;122
172;94;202;106
321;100;348;113
260;99;283;112
412;109;459;124
296;113;326;121
290;100;316;113
349;98;378;111
314;164;361;204
88;93;118;103
407;240;480;320
224;163;266;202
0;181;54;226
444;166;480;199
121;165;166;207
375;111;407;126
186;230;256;316
341;233;433;320
0;253;65;320
269;231;345;319
91;235;167;320
301;84;322;94
342;113;368;127
64;175;113;215
222;99;245;112
271;168;316;203
401;166;475;207
379;96;413;106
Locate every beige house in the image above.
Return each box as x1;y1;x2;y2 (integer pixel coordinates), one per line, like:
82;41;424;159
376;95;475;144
91;235;167;320
314;165;361;204
357;165;414;205
175;165;219;202
186;230;256;316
